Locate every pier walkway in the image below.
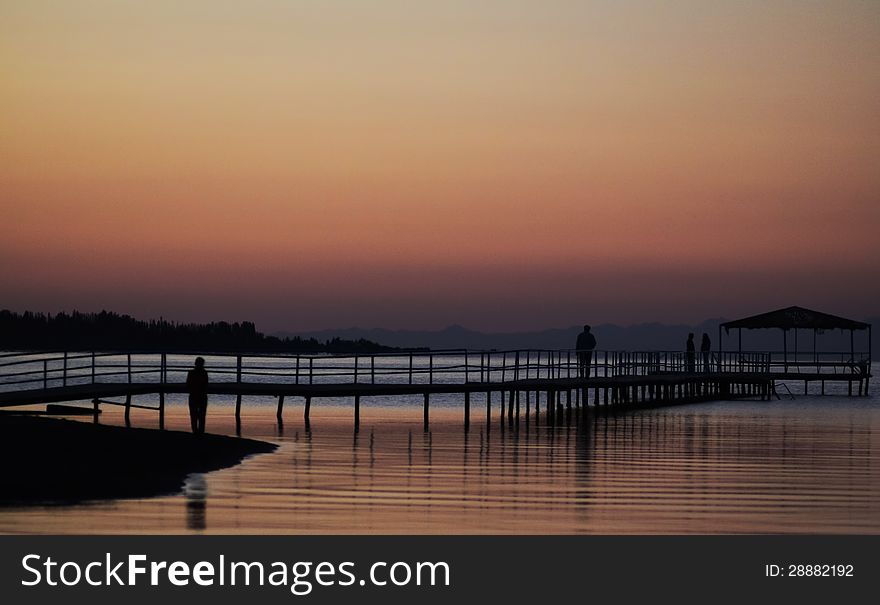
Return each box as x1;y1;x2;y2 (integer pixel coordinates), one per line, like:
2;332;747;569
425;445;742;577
0;349;871;431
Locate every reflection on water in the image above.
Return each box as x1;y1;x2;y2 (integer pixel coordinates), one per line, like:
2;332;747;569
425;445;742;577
184;474;207;531
0;393;878;534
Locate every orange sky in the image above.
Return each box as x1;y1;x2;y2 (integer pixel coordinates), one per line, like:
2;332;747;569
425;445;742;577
2;1;879;331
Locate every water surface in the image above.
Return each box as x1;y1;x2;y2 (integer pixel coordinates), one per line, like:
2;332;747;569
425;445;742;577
1;379;878;534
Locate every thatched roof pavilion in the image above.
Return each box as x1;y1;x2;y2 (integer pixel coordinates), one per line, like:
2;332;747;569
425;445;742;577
720;306;871;370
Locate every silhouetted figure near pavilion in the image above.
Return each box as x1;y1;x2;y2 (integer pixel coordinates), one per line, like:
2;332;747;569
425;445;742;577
186;357;209;434
576;325;597;378
700;333;712;372
686;333;696;373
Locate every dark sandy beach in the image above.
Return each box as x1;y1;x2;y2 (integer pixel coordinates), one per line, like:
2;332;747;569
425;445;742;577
0;414;276;505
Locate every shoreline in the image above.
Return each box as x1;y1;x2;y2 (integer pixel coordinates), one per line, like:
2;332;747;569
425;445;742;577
0;415;277;506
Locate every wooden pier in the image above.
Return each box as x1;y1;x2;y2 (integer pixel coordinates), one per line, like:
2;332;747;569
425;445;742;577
0;348;871;432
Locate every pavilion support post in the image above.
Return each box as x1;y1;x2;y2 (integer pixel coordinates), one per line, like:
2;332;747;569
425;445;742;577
124;394;131;427
235;394;242;421
159;391;165;430
783;329;788;373
850;329;855;363
464;391;470;432
304;396;312;426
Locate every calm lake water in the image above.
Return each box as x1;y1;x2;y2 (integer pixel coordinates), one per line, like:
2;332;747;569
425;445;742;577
0;360;878;534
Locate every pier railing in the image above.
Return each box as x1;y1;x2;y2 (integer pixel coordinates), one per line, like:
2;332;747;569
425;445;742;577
0;349;871;393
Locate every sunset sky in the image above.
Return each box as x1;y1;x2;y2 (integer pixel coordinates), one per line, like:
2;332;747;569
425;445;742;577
2;1;879;332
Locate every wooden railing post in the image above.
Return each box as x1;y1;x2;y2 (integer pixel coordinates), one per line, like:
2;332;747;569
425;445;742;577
63;351;68;387
465;351;469;384
354;354;359;384
429;354;434;385
295;355;300;385
92;352;96;384
515;351;520;381
127;353;132;384
236;354;242;383
309;357;314;385
371;355;375;385
43;359;47;389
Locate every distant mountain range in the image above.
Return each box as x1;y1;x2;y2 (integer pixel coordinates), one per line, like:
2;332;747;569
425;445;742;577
279;317;879;353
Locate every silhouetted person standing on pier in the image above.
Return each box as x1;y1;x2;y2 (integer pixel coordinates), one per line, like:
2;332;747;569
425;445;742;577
576;325;597;378
700;333;712;372
686;333;696;373
186;357;209;434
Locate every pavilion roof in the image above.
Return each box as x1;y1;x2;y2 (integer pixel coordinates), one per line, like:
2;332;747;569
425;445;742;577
721;306;869;332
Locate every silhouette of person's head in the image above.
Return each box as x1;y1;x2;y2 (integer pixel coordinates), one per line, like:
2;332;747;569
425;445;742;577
583;324;591;333
195;356;205;368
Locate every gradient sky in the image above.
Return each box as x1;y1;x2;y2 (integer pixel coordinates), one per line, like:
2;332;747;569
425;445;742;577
2;1;879;332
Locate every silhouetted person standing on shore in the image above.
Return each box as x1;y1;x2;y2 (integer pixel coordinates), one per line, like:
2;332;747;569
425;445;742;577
686;333;696;373
700;333;712;372
186;357;209;434
576;325;597;378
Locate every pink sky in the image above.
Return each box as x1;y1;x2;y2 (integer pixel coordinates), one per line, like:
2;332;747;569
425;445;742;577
2;1;878;331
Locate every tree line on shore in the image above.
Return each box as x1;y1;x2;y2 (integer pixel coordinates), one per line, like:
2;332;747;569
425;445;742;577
0;310;420;353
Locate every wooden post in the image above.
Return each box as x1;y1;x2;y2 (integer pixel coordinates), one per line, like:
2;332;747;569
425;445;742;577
486;391;491;429
354;354;359;383
92;352;96;384
235;394;242;421
159;391;165;430
124;394;132;426
464;391;470;431
92;398;99;424
276;395;285;421
423;392;430;432
465;351;470;384
127;353;132;384
429;354;434;385
63;351;68;387
409;354;413;384
354;395;360;433
371;355;375;384
783;328;788;372
295;355;300;385
514;351;520;381
309;357;314;385
515;389;520;421
43;359;47;389
236;355;242;383
304;396;312;425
